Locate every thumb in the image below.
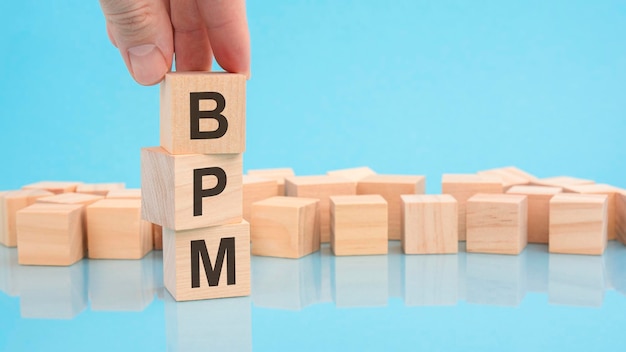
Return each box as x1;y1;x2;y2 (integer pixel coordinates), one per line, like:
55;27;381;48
100;0;173;85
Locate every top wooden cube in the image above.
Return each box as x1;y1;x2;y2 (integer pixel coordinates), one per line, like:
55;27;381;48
160;72;246;155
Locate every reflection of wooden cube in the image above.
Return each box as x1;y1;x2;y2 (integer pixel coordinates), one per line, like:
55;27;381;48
466;194;527;255
247;168;294;196
1;190;54;247
617;190;626;245
242;176;278;222
76;183;125;196
16;203;84;266
86;199;153;259
530;176;594;192
330;195;388;256
506;186;562;244
567;184;622;240
327;167;375;182
477;166;537;191
401;194;458;254
549;193;608;255
251;196;319;258
442;174;502;241
22;181;82;194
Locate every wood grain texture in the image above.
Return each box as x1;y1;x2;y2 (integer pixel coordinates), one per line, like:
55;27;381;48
160;72;246;155
401;194;458;254
327;167;376;182
466;193;528;255
330;195;388;256
141;147;243;230
106;189;142;199
549;193;608;255
530;176;595;192
163;221;250;301
153;224;163;250
506;185;562;244
0;190;54;247
247;168;295;196
567;184;622;240
22;181;82;194
285;175;356;243
76;183;125;196
16;203;84;266
86;199;153;259
356;175;426;240
250;196;319;258
477;166;537;191
617;190;626;245
242;176;279;222
441;174;503;241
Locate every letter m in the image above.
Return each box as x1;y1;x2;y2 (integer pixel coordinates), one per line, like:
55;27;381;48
190;237;236;288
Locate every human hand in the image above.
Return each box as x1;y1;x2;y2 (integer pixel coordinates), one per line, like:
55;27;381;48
99;0;250;85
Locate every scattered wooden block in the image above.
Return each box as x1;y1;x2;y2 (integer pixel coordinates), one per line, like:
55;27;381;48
247;168;294;196
327;166;376;182
76;183;125;196
466;193;528;255
549;193;608;255
285;175;355;242
106;189;141;199
242;176;278;222
153;224;163;250
160;72;246;155
441;174;503;241
163;221;250;301
0;190;54;247
86;199;153;259
16;203;84;266
22;181;82;194
477;166;537;191
530;176;595;192
567;184;622;241
617;190;626;245
506;185;563;244
141;147;243;230
330;195;388;256
250;196;319;258
401;194;458;254
357;175;426;240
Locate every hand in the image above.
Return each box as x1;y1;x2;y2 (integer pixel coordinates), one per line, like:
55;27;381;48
99;0;250;85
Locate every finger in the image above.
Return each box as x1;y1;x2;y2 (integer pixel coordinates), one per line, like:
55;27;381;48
171;0;213;71
99;0;174;85
196;0;250;77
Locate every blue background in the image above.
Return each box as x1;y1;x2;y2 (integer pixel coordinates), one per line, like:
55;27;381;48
1;1;625;351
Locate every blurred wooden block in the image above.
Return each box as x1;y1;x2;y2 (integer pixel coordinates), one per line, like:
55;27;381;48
530;176;595;192
106;189;141;199
357;175;426;240
247;168;294;196
22;181;82;194
466;193;528;255
506;186;562;244
16;203;84;266
86;199;153;259
327;167;376;182
141;147;242;230
330;195;388;256
401;194;458;254
250;196;319;258
242;176;278;222
441;174;503;241
567;184;622;241
161;72;245;155
154;224;163;250
285;175;355;243
0;190;54;247
549;193;608;255
617;190;626;245
76;183;125;196
163;221;250;301
477;166;537;191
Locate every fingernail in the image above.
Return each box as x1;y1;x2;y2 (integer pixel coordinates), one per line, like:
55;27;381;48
128;44;167;85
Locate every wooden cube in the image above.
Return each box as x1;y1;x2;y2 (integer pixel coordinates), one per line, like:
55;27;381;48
442;174;503;241
163;221;250;301
530;176;595;192
86;199;153;259
357;175;426;240
549;193;608;255
1;190;54;247
242;176;279;222
22;181;82;194
330;195;388;256
16;203;84;266
617;190;626;245
466;193;528;255
567;184;622;241
401;194;458;254
285;175;355;242
247;168;294;196
506;185;562;244
327;167;376;182
160;72;245;155
250;196;319;258
106;189;142;199
477;166;537;191
76;183;125;196
141;147;242;230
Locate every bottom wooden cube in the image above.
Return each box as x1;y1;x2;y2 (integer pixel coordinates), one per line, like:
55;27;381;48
330;195;388;256
401;194;458;254
163;221;251;302
618;191;626;245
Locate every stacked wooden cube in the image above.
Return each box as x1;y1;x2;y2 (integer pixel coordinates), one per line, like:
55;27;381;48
141;72;250;302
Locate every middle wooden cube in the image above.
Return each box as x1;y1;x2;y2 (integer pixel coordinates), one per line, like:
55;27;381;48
330;195;388;256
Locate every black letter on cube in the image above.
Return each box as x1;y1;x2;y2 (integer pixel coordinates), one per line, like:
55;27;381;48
190;92;228;139
193;167;227;217
190;238;236;288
